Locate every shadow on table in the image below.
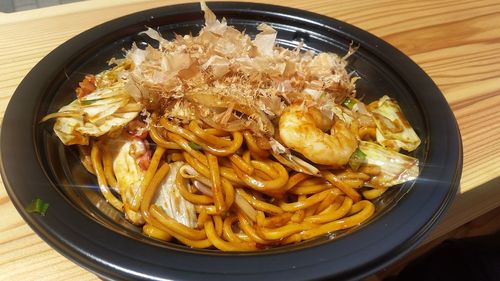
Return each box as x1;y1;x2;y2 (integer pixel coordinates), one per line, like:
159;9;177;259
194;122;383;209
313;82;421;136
385;232;500;281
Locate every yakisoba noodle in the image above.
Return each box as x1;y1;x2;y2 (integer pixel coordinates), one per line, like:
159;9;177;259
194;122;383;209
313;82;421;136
43;2;421;251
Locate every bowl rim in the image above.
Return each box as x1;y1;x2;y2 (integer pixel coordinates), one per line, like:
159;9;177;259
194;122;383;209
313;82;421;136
0;2;462;280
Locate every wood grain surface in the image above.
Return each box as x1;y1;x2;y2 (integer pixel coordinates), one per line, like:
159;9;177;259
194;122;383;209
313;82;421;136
1;0;500;280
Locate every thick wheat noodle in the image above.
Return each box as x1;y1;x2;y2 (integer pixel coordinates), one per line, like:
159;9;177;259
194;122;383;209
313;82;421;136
255;211;265;226
305;196;352;224
181;144;243;186
363;187;389;200
219;166;245;185
315;190;340;214
243;130;269;158
291;209;306;223
150;205;207;240
140;163;170;222
242;150;251;163
291;195;307;223
280;232;302;245
222;216;245;243
348;198;371;215
229;154;254;175
196;208;209;228
161;118;244;156
97;123;378;249
256;221;317;241
279;189;334;212
236;211;273;245
236;188;283;215
195;205;218;215
188;120;233;146
221;179;235;210
284;173;311;191
130;146;166;211
176;171;213;205
202;131;243;156
256;211;293;227
235;232;253;242
143;223;172;241
102;149;118;189
297;177;330;186
301;200;375;240
91;143;123;211
204;128;231;136
170;152;185;162
343;179;366;189
253;169;273;180
92;119;382;249
150;217;212;248
317;197;343;215
168;132;208;165
182;151;216;182
322;170;361;202
168;231;212;248
251;160;280;178
93;114;380;249
127;198;145;225
289;183;335;195
160;117;203;144
305;203;317;217
149;123;182;149
213;215;224;237
232;160;289;191
204;219;256;251
206;153;226;213
182;152;235;209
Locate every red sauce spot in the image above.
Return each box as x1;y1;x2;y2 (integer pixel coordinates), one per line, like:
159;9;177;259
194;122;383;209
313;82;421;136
137;149;152;171
76;75;96;99
127;119;148;139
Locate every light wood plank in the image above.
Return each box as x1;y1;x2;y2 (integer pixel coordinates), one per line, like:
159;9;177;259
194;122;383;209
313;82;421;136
1;0;499;280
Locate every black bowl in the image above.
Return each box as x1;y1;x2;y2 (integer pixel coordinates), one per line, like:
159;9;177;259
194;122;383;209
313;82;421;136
0;2;462;280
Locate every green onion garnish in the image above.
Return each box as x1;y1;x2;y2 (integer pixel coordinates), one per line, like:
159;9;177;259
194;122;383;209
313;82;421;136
26;198;49;216
80;99;97;106
342;97;357;110
188;141;202;150
348;148;366;171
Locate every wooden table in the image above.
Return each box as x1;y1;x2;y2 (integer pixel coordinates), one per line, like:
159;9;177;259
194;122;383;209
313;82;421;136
1;0;499;279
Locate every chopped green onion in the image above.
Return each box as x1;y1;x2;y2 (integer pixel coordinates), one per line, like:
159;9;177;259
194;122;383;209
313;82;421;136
80;99;98;106
188;141;202;150
342;97;357;110
80;97;105;106
26;198;49;216
348;148;366;171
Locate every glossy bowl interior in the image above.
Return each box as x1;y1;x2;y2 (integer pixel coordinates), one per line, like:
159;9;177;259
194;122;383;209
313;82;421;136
1;2;461;281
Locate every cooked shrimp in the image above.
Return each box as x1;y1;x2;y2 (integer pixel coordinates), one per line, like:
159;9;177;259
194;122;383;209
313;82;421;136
279;104;358;167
